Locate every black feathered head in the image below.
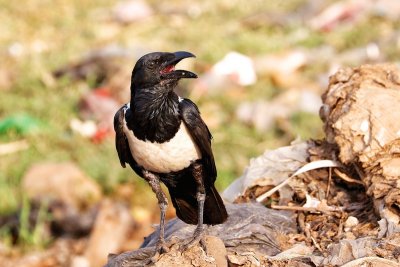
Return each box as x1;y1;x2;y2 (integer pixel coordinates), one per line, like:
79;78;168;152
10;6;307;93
131;51;197;90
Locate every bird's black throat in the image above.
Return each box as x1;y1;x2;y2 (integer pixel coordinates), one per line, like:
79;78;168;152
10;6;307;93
126;83;181;143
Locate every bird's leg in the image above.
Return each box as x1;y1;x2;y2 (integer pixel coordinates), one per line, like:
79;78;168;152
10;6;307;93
183;162;207;250
143;171;170;256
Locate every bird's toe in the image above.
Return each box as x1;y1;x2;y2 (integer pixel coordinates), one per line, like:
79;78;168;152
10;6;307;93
180;226;206;251
156;240;170;254
144;239;170;265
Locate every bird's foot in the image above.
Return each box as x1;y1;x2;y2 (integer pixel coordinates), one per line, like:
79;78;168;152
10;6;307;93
144;239;170;266
155;238;170;254
181;225;206;252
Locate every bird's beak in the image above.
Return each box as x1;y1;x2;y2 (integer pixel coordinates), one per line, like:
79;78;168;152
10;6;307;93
160;51;198;79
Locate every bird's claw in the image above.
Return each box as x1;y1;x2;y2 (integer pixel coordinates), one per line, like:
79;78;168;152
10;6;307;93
180;226;206;252
144;239;170;266
155;239;170;254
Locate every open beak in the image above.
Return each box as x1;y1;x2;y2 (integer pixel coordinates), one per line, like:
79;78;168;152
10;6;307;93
160;51;198;79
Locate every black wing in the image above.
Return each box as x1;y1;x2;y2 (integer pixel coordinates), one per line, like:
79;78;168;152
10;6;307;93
114;106;131;168
114;105;143;176
179;99;217;184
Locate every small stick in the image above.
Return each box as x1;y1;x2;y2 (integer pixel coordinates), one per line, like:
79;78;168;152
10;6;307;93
336;214;345;239
304;222;323;253
310;236;323;253
326;167;332;200
297;212;306;233
334;169;365;186
271;204;344;213
271;205;321;213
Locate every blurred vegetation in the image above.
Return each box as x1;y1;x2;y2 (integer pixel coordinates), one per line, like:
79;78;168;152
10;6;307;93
1;0;399;221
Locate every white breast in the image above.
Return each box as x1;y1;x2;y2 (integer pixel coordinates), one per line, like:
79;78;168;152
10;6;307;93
123;121;201;173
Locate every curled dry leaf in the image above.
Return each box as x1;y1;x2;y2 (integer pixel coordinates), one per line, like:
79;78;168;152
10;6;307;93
321;64;400;227
222;141;311;204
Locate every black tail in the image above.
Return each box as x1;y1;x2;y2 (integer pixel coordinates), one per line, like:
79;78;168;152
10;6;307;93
167;183;228;225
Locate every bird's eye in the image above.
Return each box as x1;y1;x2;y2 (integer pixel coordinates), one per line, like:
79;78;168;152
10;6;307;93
147;61;156;68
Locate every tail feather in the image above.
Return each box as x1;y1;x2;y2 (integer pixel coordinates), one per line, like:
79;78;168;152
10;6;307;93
169;184;228;225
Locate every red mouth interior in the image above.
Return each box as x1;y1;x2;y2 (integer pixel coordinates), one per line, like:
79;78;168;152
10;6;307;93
160;65;175;74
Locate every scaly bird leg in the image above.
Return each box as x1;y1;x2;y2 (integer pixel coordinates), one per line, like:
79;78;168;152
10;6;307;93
143;171;170;258
183;162;206;250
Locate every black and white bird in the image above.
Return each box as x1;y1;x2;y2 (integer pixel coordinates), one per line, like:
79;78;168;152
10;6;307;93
114;51;228;254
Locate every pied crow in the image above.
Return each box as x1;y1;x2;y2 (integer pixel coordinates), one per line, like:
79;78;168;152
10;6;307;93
114;51;228;255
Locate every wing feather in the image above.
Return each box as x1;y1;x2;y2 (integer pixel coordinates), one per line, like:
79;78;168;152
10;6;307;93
114;105;143;176
179;99;217;184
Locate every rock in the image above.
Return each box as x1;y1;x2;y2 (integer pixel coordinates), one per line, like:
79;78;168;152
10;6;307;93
202;236;227;267
22;162;102;211
145;236;226;267
344;216;359;232
105;203;297;267
85;199;133;267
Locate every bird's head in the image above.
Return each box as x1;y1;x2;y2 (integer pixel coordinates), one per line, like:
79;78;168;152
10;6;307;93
131;51;197;89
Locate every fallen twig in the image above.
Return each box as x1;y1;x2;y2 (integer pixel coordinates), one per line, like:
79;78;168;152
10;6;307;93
334;169;365;186
271;203;344;213
310;236;323;253
326;167;332;199
271;205;322;212
304;222;323;254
